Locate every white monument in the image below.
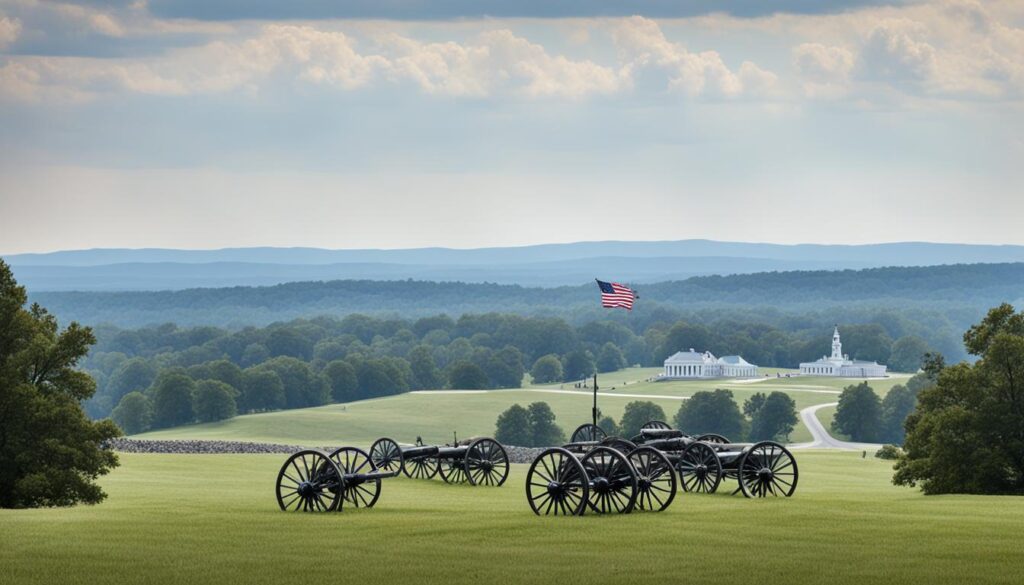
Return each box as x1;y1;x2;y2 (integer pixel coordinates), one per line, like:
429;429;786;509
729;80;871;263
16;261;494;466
799;326;887;377
662;349;758;379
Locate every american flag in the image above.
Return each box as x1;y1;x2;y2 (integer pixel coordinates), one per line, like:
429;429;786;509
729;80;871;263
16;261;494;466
596;279;637;310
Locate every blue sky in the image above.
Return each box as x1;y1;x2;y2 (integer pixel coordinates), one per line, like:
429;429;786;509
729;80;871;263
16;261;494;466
0;0;1022;253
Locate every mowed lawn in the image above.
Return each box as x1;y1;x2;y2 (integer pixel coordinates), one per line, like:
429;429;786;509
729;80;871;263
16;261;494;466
134;368;910;447
2;451;1022;585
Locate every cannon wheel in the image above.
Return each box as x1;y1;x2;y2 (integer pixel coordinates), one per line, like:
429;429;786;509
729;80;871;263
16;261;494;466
465;438;510;487
628;446;677;512
276;449;343;512
677;442;722;494
525;447;589;516
329;446;381;508
641;420;672;430
696;433;730;444
570;423;607;443
581;446;638;514
438;457;469;484
369;437;404;474
600;436;637;455
403;454;439;480
737;442;799;498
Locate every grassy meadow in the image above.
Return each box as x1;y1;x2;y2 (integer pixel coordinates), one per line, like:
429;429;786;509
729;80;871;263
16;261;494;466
2;451;1022;585
135;368;910;447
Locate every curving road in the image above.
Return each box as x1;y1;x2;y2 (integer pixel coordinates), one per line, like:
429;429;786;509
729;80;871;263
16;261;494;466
790;402;884;450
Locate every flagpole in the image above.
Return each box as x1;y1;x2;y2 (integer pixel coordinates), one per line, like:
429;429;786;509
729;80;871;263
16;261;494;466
592;373;598;429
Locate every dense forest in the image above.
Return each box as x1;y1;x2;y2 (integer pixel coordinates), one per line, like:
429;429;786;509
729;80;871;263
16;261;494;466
29;263;1023;334
92;309;947;433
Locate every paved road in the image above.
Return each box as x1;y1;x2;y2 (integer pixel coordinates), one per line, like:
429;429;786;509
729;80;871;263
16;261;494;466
791;402;883;451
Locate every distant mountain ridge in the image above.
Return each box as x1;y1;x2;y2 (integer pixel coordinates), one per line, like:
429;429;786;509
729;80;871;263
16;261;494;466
6;240;1024;291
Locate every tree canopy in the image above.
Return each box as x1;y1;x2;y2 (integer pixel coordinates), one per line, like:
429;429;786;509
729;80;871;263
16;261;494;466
832;382;882;442
674;389;745;440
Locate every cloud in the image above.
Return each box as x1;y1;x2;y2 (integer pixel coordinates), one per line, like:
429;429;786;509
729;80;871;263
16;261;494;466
793;43;855;97
0;14;22;49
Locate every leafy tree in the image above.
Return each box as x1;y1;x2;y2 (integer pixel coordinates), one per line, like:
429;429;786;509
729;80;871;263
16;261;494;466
323;360;358;402
447;361;489;390
832;382;882;442
889;336;932;373
150;370;196;428
265;328;314;360
192;380;238;423
749;391;798;441
240;343;270;367
487;346;525;388
527;402;565;446
111;391;152;435
241;368;285;411
561;350;595;382
674;389;745;440
895;304;1024;494
598;415;620;437
494;404;532;446
0;260;120;508
257;357;329;408
658;322;715;363
530;354;563;384
408;345;443;390
618;401;667;439
596;342;626;373
106;357;158;406
742;392;767;417
880;384;917;444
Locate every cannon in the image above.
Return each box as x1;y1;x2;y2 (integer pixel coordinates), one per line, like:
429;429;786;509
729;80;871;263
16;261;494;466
275;446;397;512
368;436;510;486
525;433;678;515
629;421;799;498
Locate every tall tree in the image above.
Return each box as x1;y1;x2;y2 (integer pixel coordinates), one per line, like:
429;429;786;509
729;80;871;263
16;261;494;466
618;401;667;439
561;350;595;382
674;389;745;440
895;304;1024;494
192;380;238;423
111;391;153;435
530;354;563;384
494;404;532;446
596;342;626;373
323;360;358;402
889;336;932;373
447;361;489;390
748;391;798;441
880;384;917;444
150;370;196;428
0;260;120;508
408;345;443;390
832;382;882;442
527;401;565;446
241;368;285;411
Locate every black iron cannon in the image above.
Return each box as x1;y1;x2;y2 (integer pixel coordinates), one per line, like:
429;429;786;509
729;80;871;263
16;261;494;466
369;436;509;486
275;446;398;512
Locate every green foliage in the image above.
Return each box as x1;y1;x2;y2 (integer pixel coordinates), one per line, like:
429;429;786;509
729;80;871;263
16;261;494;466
748;391;798;441
658;322;713;363
674;389;745;440
111;391;152;435
596;342;626;373
486;346;525;389
889;335;932;373
106;357;157;408
895;304;1024;494
875;445;903;460
256;357;329;408
618;401;667;439
880;384;917;444
408;345;442;390
526;401;565;446
494;404;531;446
447;361;489;390
742;392;766;417
561;349;595;382
323;360;358;402
530;354;563;384
598;415;620;437
0;260;120;508
241;368;285;411
192;380;238;423
150;370;196;429
832;382;882;442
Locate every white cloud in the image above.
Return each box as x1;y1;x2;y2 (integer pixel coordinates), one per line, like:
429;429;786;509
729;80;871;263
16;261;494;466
0;14;20;49
793;43;855;97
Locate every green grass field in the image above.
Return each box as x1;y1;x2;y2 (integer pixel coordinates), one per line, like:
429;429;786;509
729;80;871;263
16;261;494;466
135;368;910;447
2;451;1022;585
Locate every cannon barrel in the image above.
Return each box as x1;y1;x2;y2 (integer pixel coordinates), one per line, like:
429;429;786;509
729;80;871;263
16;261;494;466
401;445;440;458
637;428;685;439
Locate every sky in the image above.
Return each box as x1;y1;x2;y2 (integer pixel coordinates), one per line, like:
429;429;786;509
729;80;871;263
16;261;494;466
0;0;1022;253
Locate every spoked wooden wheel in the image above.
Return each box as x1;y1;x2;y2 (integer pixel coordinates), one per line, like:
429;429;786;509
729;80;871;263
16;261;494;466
600;436;637;455
465;438;510;486
677;442;722;494
329;446;381;508
641;420;672;430
276;450;343;512
696;433;730;444
369;437;404;474
737;442;799;498
628;447;677;512
525;448;589;516
570;423;607;443
581;446;638;514
403;455;439;480
438;457;469;484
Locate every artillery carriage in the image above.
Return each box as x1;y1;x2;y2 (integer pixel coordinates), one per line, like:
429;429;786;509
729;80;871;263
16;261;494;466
275;446;397;512
369;436;510;486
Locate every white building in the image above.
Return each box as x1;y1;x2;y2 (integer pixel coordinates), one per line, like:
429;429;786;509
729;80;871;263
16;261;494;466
662;349;758;379
799;326;888;377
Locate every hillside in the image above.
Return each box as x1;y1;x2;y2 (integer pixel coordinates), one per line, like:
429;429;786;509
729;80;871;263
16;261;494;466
28;262;1024;328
